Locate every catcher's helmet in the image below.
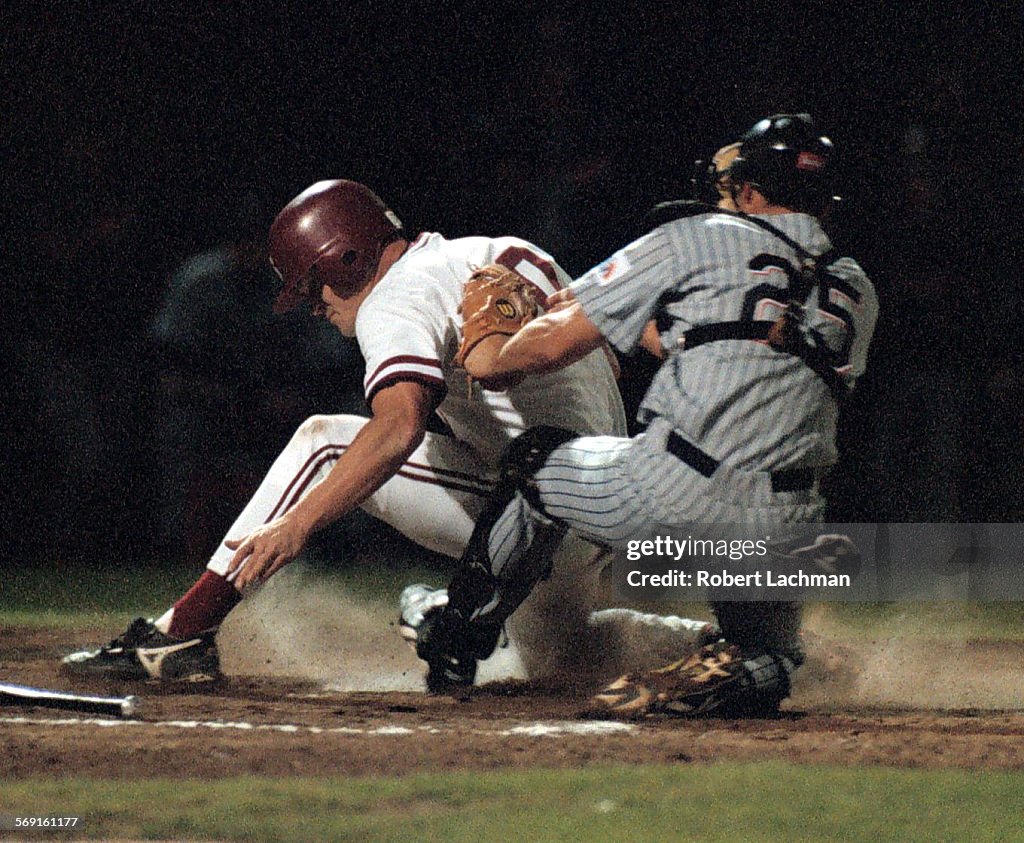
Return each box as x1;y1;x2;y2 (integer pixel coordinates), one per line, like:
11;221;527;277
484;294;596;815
727;113;835;210
268;180;403;314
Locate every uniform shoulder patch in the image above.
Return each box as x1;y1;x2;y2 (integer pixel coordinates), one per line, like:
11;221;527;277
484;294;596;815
595;251;632;284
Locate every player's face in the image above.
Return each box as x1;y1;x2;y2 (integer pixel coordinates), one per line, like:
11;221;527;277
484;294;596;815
318;283;364;337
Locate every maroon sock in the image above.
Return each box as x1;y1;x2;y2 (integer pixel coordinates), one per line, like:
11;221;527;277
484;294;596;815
167;571;241;638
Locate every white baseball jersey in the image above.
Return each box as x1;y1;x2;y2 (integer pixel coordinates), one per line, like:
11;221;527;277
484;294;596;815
206;232;626;572
358;232;626;463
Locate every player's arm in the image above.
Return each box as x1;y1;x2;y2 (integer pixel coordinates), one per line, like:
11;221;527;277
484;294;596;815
548;282;664;360
226;380;435;589
463;300;605;388
639;322;665;359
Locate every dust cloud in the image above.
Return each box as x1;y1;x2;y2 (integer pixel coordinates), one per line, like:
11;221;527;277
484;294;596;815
794;604;1024;710
216;563;1024;711
217;562;526;692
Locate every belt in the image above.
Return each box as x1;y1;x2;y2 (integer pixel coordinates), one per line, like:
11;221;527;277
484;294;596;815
665;431;817;493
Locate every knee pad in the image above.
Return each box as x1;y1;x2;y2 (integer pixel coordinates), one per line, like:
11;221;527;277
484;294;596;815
500;426;577;517
445;427;577;634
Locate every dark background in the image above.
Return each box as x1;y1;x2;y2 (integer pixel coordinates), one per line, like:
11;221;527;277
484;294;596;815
3;4;1021;571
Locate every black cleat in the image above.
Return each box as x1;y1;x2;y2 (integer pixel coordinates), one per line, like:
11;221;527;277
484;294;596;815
61;617;221;683
398;584;500;693
399;584;475;692
398;584;451;651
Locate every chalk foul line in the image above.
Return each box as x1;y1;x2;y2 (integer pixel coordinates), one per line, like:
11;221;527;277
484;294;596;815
0;715;636;737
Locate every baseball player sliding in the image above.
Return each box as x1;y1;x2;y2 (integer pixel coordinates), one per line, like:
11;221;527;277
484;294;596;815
401;114;879;716
61;180;712;684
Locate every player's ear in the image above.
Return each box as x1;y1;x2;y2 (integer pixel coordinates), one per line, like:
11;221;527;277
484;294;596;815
735;183;761;213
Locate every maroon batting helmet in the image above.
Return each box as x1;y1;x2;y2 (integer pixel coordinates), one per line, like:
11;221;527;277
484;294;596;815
268;180;404;314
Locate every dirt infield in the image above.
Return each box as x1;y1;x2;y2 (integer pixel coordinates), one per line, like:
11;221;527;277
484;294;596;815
4;623;1024;778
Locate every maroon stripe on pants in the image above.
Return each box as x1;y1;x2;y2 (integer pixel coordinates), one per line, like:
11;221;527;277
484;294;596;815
265;444;348;522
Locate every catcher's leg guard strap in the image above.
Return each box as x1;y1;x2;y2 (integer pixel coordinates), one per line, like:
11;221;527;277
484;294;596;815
449;425;577;615
444;426;577;656
501;425;578;520
447;487;517;621
738;653;795;714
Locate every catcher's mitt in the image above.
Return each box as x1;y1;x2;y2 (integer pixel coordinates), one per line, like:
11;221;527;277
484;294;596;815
584;642;792;719
455;264;542;368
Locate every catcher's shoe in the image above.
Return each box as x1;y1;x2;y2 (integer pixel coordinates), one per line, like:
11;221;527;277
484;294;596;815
398;584;450;650
587;642;783;719
399;584;475;692
60;618;221;683
399;584;500;693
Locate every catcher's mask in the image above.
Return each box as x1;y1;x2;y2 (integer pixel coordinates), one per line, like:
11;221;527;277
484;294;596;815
691;142;742;208
268;179;404;314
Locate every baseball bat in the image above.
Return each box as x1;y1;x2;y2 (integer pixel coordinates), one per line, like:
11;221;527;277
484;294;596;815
0;681;140;718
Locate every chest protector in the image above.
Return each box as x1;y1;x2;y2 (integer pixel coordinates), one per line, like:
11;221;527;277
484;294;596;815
648;201;848;402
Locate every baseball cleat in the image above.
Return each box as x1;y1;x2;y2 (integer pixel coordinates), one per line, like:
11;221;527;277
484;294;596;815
398;584;450;650
585;642;749;719
398;584;480;693
60;617;222;683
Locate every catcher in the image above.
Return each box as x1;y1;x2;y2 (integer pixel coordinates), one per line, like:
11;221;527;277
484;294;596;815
61;179;714;684
401;114;879;716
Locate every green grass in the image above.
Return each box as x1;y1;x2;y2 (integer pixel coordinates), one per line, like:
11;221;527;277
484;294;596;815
2;763;1022;842
3;560;196;627
2;548;452;628
622;600;1024;642
4;558;196;627
805;601;1024;641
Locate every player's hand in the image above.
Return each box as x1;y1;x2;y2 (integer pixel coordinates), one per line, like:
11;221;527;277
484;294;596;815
640;320;665;359
224;516;311;591
544;288;576;311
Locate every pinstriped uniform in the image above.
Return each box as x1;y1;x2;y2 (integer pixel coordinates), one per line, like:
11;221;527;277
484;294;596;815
579;212;875;472
486;211;878;655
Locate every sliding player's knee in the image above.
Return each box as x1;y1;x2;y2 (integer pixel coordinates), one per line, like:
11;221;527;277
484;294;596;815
291;414;363;452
